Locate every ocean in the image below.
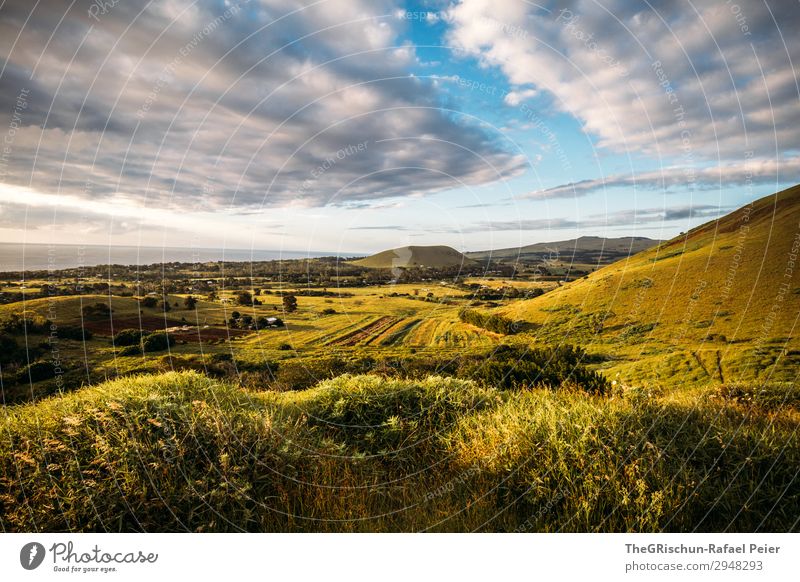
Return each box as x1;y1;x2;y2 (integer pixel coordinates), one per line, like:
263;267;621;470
0;243;350;272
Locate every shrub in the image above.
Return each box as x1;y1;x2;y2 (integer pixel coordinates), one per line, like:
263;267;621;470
0;333;19;363
142;332;175;353
112;329;143;346
458;308;519;334
140;296;158;308
119;345;143;357
17;361;58;383
458;344;609;395
82;303;111;318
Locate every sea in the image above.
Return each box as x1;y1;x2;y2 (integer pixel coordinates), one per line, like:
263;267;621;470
0;243;353;272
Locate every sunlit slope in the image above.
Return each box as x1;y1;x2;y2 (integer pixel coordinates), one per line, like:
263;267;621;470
503;184;800;347
353;245;477;269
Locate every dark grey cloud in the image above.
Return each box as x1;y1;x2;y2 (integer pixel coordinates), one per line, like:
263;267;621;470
0;0;525;212
524;158;800;199
452;204;729;233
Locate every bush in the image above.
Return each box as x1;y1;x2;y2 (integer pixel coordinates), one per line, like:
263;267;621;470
142;332;175;353
112;329;143;346
458;344;609;395
119;345;143;357
82;303;111;318
17;361;58;383
140;296;158;308
458;308;519;334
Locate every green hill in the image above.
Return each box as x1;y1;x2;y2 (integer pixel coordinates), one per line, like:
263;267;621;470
466;236;660;263
501;184;800;384
353;245;477;269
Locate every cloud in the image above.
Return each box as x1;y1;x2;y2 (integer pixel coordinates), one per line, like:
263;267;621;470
456;204;729;233
0;0;526;213
347;224;410;230
503;88;537;106
446;0;800;164
523;156;800;199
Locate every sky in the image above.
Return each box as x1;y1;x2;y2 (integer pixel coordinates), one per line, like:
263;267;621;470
0;0;798;255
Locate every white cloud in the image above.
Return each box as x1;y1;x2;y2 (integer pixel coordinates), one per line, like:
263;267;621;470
523;156;800;200
446;0;800;163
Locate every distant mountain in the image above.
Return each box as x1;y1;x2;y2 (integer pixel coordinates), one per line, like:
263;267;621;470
466;236;660;264
353;245;478;269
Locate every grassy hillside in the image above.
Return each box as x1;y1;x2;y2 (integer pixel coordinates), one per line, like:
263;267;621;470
501;184;800;385
1;370;798;532
353;245;477;269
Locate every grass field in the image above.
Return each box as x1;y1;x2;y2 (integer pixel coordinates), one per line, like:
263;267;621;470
2;371;797;532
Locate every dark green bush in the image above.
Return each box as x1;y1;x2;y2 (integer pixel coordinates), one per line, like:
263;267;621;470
17;361;58;383
119;345;143;357
112;329;143;346
82;303;111;318
142;332;175;353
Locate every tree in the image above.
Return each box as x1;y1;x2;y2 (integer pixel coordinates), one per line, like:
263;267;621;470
140;296;158;308
184;295;198;310
282;294;298;313
237;291;253;306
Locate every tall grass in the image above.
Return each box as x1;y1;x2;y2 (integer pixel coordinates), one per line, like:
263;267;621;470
1;371;797;532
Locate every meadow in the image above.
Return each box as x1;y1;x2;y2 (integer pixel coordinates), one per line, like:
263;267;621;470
1;186;799;532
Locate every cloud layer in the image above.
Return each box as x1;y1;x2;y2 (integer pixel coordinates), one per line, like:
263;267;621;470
0;0;525;213
446;0;799;187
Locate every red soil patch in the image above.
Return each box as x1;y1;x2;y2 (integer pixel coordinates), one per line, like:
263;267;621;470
81;316;181;336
